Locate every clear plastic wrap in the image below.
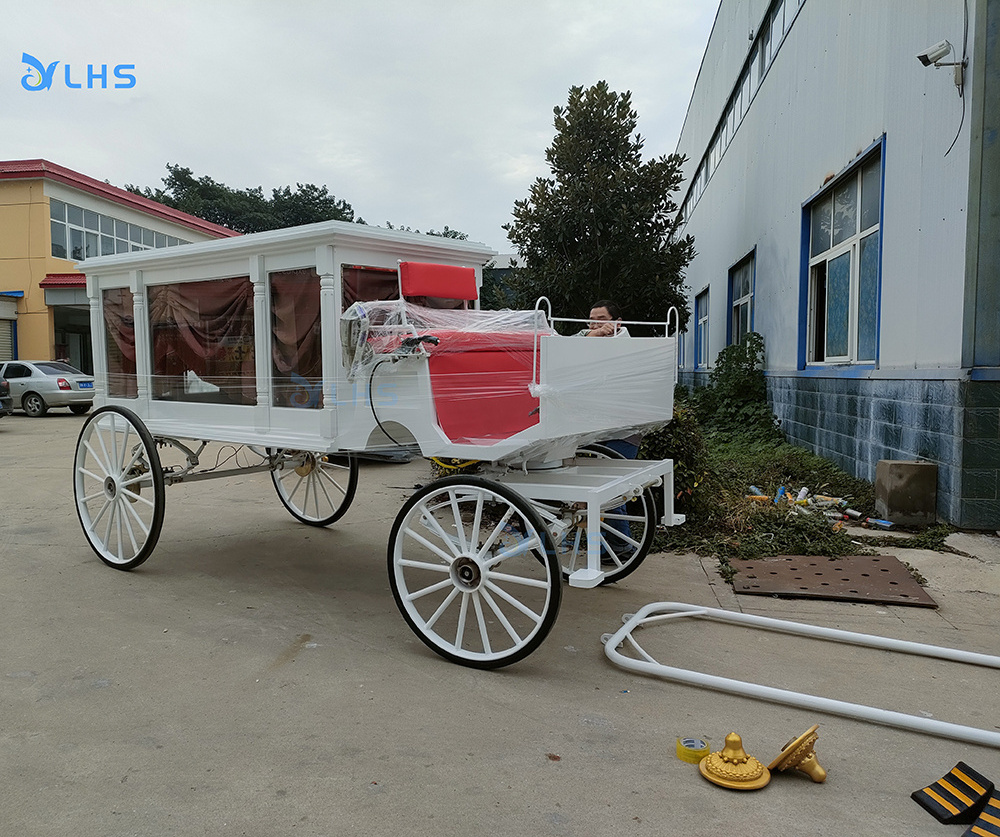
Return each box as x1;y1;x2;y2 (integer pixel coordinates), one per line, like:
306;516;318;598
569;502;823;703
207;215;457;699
344;300;676;455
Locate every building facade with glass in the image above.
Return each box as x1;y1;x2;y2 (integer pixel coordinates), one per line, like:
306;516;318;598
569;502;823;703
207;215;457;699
675;0;1000;527
0;160;236;373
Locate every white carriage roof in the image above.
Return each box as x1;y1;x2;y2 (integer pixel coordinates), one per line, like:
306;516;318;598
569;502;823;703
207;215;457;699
78;218;498;275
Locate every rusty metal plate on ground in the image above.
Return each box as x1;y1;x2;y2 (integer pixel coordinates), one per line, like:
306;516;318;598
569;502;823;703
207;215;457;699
729;554;937;608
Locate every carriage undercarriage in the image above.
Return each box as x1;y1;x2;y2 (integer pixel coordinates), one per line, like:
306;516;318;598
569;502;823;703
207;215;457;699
73;404;681;668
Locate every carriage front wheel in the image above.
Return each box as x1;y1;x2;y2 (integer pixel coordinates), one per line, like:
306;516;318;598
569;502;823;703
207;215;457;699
388;476;561;669
270;450;359;526
73;406;165;570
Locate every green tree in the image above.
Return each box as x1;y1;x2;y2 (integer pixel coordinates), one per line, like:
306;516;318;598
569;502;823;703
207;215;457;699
503;81;695;331
127;164;357;234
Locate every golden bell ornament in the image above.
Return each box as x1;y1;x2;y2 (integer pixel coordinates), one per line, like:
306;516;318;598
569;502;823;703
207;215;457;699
698;732;771;790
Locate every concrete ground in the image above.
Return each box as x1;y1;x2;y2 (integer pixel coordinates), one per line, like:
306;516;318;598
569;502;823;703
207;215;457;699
1;412;998;837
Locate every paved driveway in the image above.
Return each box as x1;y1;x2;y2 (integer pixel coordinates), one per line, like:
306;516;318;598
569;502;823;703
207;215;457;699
1;413;998;836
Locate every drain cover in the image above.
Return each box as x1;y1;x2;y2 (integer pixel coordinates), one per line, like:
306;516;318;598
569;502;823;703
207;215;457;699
730;554;937;608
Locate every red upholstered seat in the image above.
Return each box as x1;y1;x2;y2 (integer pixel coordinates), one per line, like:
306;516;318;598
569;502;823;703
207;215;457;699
399;262;478;301
426;339;539;444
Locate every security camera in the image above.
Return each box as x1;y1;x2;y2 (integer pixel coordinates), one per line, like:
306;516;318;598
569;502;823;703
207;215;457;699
917;39;952;66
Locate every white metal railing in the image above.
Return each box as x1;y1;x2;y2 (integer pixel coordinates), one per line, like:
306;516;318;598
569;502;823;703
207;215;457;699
603;602;1000;748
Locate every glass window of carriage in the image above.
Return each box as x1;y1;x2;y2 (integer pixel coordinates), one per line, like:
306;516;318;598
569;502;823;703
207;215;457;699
807;153;881;364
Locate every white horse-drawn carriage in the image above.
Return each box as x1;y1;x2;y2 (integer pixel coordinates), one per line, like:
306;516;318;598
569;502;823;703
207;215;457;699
75;220;683;667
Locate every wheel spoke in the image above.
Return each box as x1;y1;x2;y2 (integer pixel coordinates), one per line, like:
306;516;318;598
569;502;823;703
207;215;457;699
447;490;468;552
78;466;106;485
120;494;152;535
404;577;454;603
483;581;541;625
119;499;140;556
455;592;470;649
423;587;460;629
474;507;515;560
480;587;523;645
417;507;462;557
484;533;541;567
402;525;457;564
487;569;550;590
82;440;111;478
600;521;641;550
471;593;491;655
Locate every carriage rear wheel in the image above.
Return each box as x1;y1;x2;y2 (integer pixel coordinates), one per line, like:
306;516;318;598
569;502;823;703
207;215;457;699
73;406;165;570
555;443;657;585
388;476;561;668
270;450;359;526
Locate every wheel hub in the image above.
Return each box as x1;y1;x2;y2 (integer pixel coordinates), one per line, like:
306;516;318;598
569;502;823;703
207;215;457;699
294;453;316;477
451;555;483;591
103;476;118;500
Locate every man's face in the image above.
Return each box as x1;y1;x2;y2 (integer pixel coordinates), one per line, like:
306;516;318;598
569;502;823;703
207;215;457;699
589;306;613;330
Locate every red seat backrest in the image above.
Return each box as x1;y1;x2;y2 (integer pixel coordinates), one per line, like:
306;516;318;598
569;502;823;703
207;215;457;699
399;262;478;301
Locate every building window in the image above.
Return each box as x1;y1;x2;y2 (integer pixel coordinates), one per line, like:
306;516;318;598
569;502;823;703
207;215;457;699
729;255;754;346
49;199;189;262
695;290;710;369
807;152;881;363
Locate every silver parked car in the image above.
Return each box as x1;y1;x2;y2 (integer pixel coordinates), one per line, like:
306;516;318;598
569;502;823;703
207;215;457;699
0;360;94;417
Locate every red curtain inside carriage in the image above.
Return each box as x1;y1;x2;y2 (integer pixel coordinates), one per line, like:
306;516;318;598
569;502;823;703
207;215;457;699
147;276;257;405
102;287;137;398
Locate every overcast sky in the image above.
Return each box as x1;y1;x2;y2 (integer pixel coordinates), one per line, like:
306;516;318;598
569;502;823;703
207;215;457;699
5;1;718;253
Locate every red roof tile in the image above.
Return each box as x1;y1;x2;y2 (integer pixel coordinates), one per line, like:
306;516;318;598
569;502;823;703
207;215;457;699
40;273;85;287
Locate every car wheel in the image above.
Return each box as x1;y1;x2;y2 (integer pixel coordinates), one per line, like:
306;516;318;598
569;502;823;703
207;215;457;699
22;392;48;417
69;404;91;415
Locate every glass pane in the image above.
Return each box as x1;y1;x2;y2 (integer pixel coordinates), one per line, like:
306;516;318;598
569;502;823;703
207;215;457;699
51;221;67;258
857;231;879;361
810;193;832;256
101;235;115;256
270;268;322;409
100;215;114;234
155;233;167;248
50;199;65;221
772;2;784;46
116;219;129;237
85;231;99;258
129;224;142;243
832;178;858;245
116;239;129;254
103;287;137;398
167;237;178;247
861;157;881;231
741;301;750;340
148;276;256;405
67;204;84;227
70;228;84;261
826;252;851;358
84;209;100;231
750;46;759;90
142;228;154;246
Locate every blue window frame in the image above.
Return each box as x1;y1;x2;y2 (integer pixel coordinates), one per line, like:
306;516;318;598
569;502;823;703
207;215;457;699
806;150;882;364
695;290;710;368
728;254;754;346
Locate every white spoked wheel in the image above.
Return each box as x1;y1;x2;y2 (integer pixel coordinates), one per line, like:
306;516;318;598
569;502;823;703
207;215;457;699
73;406;165;570
388;476;561;669
270;450;359;526
550;444;657;585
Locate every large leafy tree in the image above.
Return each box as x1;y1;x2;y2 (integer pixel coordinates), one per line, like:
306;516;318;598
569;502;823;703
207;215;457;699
127;164;357;234
502;81;695;332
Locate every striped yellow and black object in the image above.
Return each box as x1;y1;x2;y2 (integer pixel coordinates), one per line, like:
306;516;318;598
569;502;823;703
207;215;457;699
963;791;1000;837
911;762;994;825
